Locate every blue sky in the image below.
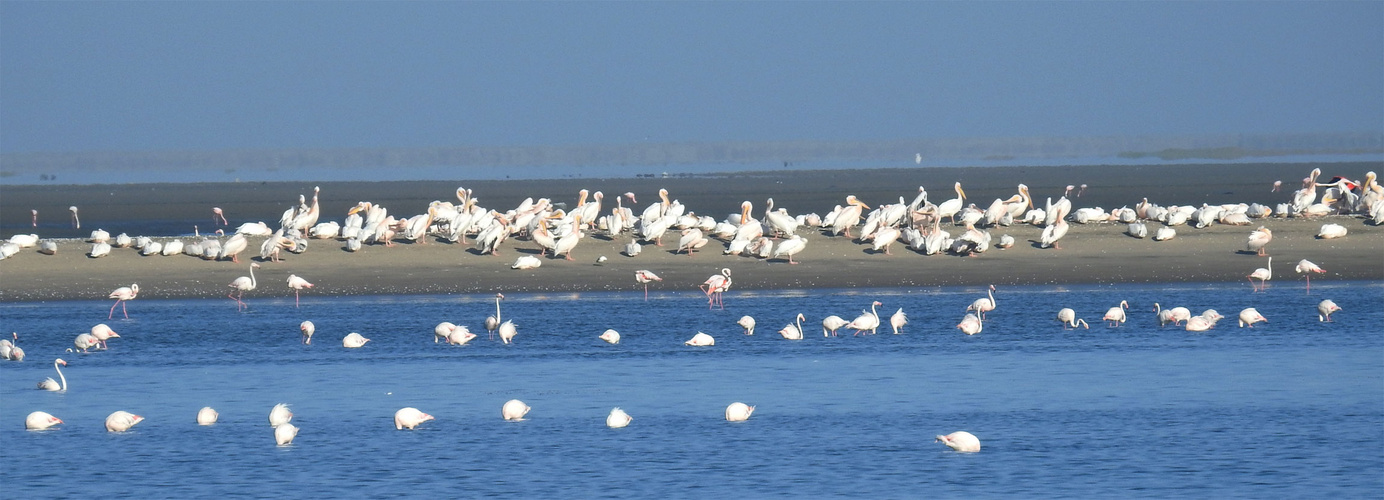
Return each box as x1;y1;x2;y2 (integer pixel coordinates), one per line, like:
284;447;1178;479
1;1;1380;154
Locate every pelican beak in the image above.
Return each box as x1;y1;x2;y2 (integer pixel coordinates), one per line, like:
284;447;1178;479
958;187;967;200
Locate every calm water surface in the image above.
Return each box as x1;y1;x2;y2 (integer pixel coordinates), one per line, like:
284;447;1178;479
1;282;1380;498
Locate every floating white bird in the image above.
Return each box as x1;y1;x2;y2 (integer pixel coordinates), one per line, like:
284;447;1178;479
1238;308;1267;327
779;313;805;340
197;407;219;425
737;315;755;335
685;332;715;346
105;411;144;432
502;399;530;421
269;403;293;427
599;329;621;344
26;411;62;430
725;402;755;422
936;431;981;452
274;423;299;446
606;407;633;428
394;407;435;430
1317;299;1341;322
37;358;68;392
343;332;370;348
956;313;983;335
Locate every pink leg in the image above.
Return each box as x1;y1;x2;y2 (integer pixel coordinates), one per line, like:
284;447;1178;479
122;302;129;319
295;291;301;308
110;300;119;319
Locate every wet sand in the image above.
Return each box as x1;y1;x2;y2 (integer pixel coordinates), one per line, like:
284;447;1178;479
0;162;1379;301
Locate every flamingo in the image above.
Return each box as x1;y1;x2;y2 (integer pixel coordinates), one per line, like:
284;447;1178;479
725;402;755;422
699;268;732;309
821;315;849;337
446;326;477;345
108;283;139;319
69;206;80;229
37;358;67;391
228;263;260;311
1103;300;1129;327
274;423;299;446
956;313;983;335
1295;259;1325;293
1056;308;1088;329
343;332;370;348
634;270;662;300
394;407;435;430
890;308;908;334
434;322;457;344
485;293;505;339
497;317;518;344
778;313;805;340
606;408;633;428
105;411;144;432
287;274;314;307
684;332;715;346
936;431;981;452
90;324;120;349
847;301;883;335
0;332;16;360
212;207;228;226
599;329;621;344
269;403;293;426
72;333;99;353
30;209;37;227
1317;299;1341;322
198;407;219;425
1238;308;1267;327
967;285;997;319
25;411;62;430
1248;257;1272;293
502;399;530;421
300;321;315;345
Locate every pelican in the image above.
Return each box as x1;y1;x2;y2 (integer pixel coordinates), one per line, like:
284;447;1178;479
725;402;755;422
967;285;997;319
552;215;584;260
108;283;139;319
830;195;870;238
737;315;755;335
342;332;370;348
1295;259;1325;292
624;240;642;257
105;411;144;433
1317;299;1341;322
395;407;435;430
1248;257;1272;292
1056;308;1088;329
1245;227;1272;256
1126;222;1148;239
37;358;67;391
1103;300;1129;327
677;228;709;256
778;313;805;340
607;408;633;428
699;268;732;309
1238;308;1267;327
890;308;908;334
486;293;504;339
197;407;219;425
90;324;120;349
219;233;248;263
228;263;260;311
847;301;883;335
764;198;799;237
1040;199;1072;249
957;313;983;335
684;332;715;346
274;423;299;445
89;242;111;258
599;329;621;344
1317;223;1348;239
936;182;967;225
25;411;62;430
502;399;530;421
1152;226;1176;241
821;315;849;337
287;274;314;307
269;403;293;426
936;431;980;452
300;321;315;344
512;255;542;270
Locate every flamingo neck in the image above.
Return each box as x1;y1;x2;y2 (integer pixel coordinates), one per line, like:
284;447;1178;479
56;361;66;391
249;266;257;288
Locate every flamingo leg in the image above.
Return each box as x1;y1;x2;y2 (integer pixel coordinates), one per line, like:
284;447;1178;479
644;284;649;301
1305;275;1311;294
295;290;301;308
109;300;120;319
121;301;129;319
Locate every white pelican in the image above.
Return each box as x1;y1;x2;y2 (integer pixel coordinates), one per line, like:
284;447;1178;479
1040;199;1072;249
269;403;293;426
274;423;299;446
197;407;219;425
936;431;980;452
870;226;902;255
91;324;119;349
684;332;715;346
677;228;709;256
764;198;799;237
447;326;477;345
300;321;315;345
779;313;805;340
1152;226;1176;241
833;195;871;238
287;274;313;307
624;240;642;257
38;240;57;255
821;315;849;337
228;263;260;311
25;411;62;430
606;408;633;428
599;329;621;344
105;411;144;433
498;320;518;344
967;285;997;319
737;315;755;336
512;255;542;270
699;268;732;309
1248;257;1272;292
1245;227;1272;256
37;358;67;391
1295;259;1325;292
552;215;584;260
1103;300;1129;327
395;407;435;430
1238;308;1267;327
936;182;967;225
108;283;139;319
847;301;883;335
160;240;182;256
89;242;111;258
956;313;983;335
1057;308;1088;329
634;270;661;300
219;233;248;263
725;402;755;422
890;308;908;334
1317;223;1347;239
342;332;370;348
1317;299;1341;322
502;399;530;421
1127;222;1148;239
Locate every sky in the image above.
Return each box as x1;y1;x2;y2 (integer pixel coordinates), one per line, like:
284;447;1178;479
1;1;1380;154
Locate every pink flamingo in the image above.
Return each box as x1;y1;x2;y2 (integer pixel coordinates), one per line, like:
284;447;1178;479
108;284;139;319
287;274;314;308
212;207;228;226
699;268;731;309
634;270;662;300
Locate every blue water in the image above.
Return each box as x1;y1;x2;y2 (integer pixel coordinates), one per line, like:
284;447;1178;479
1;282;1381;498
